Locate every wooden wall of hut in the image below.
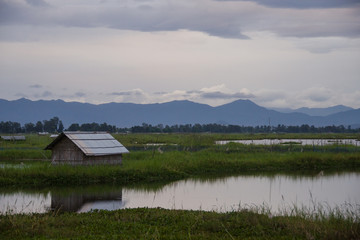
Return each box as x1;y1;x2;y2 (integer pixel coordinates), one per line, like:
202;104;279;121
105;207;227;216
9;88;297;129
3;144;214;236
82;154;122;165
51;137;84;165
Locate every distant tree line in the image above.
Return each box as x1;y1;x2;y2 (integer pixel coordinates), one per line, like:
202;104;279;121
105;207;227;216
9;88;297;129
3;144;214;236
0;118;359;134
0;117;115;134
129;123;359;134
0;117;64;134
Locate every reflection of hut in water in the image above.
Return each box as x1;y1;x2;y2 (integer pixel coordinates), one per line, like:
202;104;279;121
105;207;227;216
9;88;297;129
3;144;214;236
45;132;129;165
51;189;123;212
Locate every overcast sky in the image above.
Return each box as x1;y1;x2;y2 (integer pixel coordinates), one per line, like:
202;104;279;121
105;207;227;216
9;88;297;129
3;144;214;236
1;0;360;109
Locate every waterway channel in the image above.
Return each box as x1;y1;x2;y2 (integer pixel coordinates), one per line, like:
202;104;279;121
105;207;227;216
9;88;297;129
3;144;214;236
1;171;359;216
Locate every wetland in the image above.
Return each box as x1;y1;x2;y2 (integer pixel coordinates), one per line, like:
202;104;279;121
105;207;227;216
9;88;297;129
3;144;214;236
1;133;359;239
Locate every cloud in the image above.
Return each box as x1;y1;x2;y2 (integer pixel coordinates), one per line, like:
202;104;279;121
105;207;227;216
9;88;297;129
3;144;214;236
33;90;53;98
292;37;360;53
102;86;360;109
15;92;29;98
137;4;153;11
250;89;290;108
104;85;256;105
25;0;49;7
41;91;52;97
238;87;352;109
110;89;145;96
214;0;360;9
301;87;332;102
1;0;358;39
148;85;255;105
0;0;249;39
154;91;170;95
74;92;86;97
253;89;287;101
108;89;149;103
262;87;338;109
100;86;359;109
58;91;87;101
198;85;254;99
29;84;42;88
201;91;254;99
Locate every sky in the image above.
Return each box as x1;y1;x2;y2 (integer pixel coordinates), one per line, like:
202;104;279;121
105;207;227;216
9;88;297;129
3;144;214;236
0;0;360;109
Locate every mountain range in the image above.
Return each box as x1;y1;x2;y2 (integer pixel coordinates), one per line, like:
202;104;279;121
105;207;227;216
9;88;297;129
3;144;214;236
0;98;359;128
271;105;353;116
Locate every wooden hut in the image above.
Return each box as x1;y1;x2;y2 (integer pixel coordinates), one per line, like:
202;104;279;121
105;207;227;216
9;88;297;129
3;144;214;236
45;132;129;165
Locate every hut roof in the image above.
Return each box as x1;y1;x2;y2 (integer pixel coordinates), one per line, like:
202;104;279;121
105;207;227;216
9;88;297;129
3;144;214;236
1;135;26;141
45;132;129;156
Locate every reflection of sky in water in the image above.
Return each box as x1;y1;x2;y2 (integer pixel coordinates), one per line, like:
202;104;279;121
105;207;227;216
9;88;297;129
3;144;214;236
1;172;359;214
0;192;51;214
122;173;360;213
216;139;360;146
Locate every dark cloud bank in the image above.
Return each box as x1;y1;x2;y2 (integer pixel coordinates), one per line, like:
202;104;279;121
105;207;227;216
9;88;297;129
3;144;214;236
1;0;359;39
215;0;360;9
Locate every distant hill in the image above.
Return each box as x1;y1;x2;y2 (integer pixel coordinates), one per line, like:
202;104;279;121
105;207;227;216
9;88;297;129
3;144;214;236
272;105;353;116
0;98;359;128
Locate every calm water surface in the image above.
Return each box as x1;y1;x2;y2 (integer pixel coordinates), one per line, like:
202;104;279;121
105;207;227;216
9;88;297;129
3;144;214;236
216;139;360;146
1;171;359;215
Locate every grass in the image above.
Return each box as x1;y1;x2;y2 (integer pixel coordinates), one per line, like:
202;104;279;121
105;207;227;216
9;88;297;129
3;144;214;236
0;207;359;239
115;132;360;148
1;133;359;161
1;150;360;187
1;133;359;150
0;133;359;187
0;149;51;161
0;134;52;148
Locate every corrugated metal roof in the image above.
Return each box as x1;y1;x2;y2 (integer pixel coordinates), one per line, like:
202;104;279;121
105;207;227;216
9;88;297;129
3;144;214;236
45;132;129;156
66;132;129;156
66;133;113;140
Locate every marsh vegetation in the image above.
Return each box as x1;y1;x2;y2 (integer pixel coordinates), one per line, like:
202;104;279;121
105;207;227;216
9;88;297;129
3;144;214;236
1;133;359;239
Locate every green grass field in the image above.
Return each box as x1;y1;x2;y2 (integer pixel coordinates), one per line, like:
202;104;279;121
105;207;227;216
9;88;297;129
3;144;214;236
1;150;359;187
1;208;359;240
1;133;360;187
1;132;359;149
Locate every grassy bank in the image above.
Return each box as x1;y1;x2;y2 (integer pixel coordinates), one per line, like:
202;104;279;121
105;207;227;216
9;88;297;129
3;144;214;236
1;150;360;187
114;132;360;148
1;132;359;161
1;133;359;187
1;208;358;239
1;132;359;150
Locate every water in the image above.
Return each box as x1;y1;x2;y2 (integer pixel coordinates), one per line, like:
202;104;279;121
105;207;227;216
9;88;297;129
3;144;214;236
0;163;29;169
1;172;359;215
215;139;360;146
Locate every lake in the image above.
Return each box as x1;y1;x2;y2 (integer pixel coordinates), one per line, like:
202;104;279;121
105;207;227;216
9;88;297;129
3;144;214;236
1;171;359;216
216;139;360;146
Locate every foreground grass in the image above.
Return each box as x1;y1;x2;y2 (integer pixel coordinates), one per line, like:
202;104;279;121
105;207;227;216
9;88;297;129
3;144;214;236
1;150;360;187
1;208;359;240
